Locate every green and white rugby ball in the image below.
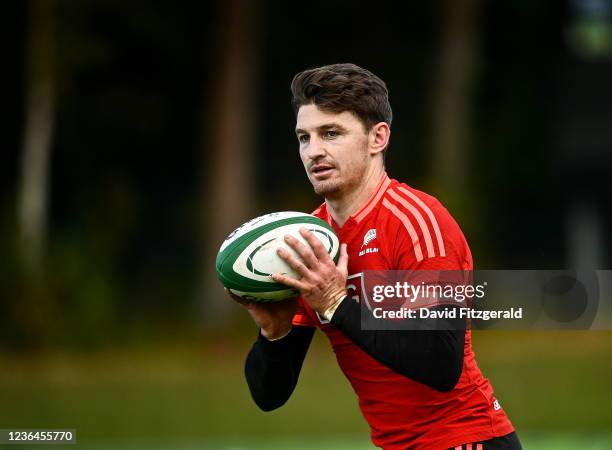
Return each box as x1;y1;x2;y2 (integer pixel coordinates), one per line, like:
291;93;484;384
216;211;340;302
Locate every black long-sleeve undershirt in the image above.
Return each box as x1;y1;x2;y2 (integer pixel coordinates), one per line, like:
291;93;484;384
244;325;315;411
331;298;465;392
244;298;465;411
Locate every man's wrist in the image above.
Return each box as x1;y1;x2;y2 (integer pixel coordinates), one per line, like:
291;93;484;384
322;294;347;321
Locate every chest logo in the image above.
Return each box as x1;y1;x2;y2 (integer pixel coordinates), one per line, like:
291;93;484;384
359;228;379;256
362;228;377;247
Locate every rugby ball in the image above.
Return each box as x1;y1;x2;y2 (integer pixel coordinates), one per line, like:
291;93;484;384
216;211;340;302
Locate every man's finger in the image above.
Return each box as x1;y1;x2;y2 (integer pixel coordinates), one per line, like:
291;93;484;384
271;273;307;291
283;234;318;268
337;243;349;273
300;228;332;263
277;247;311;278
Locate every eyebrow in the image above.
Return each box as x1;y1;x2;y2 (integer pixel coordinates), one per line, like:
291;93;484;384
295;123;348;135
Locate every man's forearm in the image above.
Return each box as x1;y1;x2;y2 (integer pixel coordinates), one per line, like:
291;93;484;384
330;298;465;392
244;325;315;411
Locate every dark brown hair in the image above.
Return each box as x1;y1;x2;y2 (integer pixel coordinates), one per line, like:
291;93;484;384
290;63;392;131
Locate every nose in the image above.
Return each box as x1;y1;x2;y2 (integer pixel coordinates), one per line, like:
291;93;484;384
305;135;326;161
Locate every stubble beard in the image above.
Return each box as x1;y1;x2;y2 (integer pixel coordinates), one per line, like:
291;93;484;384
311;164;367;200
312;178;342;197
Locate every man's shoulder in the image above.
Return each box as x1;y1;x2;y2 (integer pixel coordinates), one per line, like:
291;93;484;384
381;179;459;233
379;179;472;267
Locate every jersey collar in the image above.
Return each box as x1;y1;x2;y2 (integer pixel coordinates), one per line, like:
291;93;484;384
323;172;391;229
351;172;391;223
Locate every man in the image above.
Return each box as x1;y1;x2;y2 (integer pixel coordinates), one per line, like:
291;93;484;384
235;63;521;449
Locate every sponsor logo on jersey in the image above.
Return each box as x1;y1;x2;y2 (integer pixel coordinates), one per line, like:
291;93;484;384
359;229;379;256
493;399;502;411
359;247;379;256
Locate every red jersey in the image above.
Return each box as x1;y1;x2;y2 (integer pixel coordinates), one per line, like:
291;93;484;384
293;173;514;450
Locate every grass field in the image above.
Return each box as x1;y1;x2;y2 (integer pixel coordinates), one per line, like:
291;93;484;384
1;330;611;449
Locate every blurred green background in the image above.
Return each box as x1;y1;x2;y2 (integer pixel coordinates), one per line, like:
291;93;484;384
2;0;612;448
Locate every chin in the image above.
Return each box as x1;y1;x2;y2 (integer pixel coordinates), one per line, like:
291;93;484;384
313;179;342;197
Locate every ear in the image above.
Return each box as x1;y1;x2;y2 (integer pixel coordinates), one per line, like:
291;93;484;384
368;122;391;156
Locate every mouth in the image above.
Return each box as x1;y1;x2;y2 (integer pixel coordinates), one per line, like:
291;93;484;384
310;164;335;179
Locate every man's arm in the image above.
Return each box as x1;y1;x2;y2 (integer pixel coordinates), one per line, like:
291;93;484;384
330;299;464;392
226;290;313;411
271;229;465;393
244;325;315;411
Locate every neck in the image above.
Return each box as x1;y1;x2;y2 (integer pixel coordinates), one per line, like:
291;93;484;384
326;165;386;227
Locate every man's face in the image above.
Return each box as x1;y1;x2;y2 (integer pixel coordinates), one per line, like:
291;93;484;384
295;104;371;198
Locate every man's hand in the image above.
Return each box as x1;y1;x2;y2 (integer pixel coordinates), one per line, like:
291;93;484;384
226;289;297;340
271;228;348;316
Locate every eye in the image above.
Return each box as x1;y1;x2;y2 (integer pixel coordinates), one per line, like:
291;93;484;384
298;134;309;144
325;130;339;139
